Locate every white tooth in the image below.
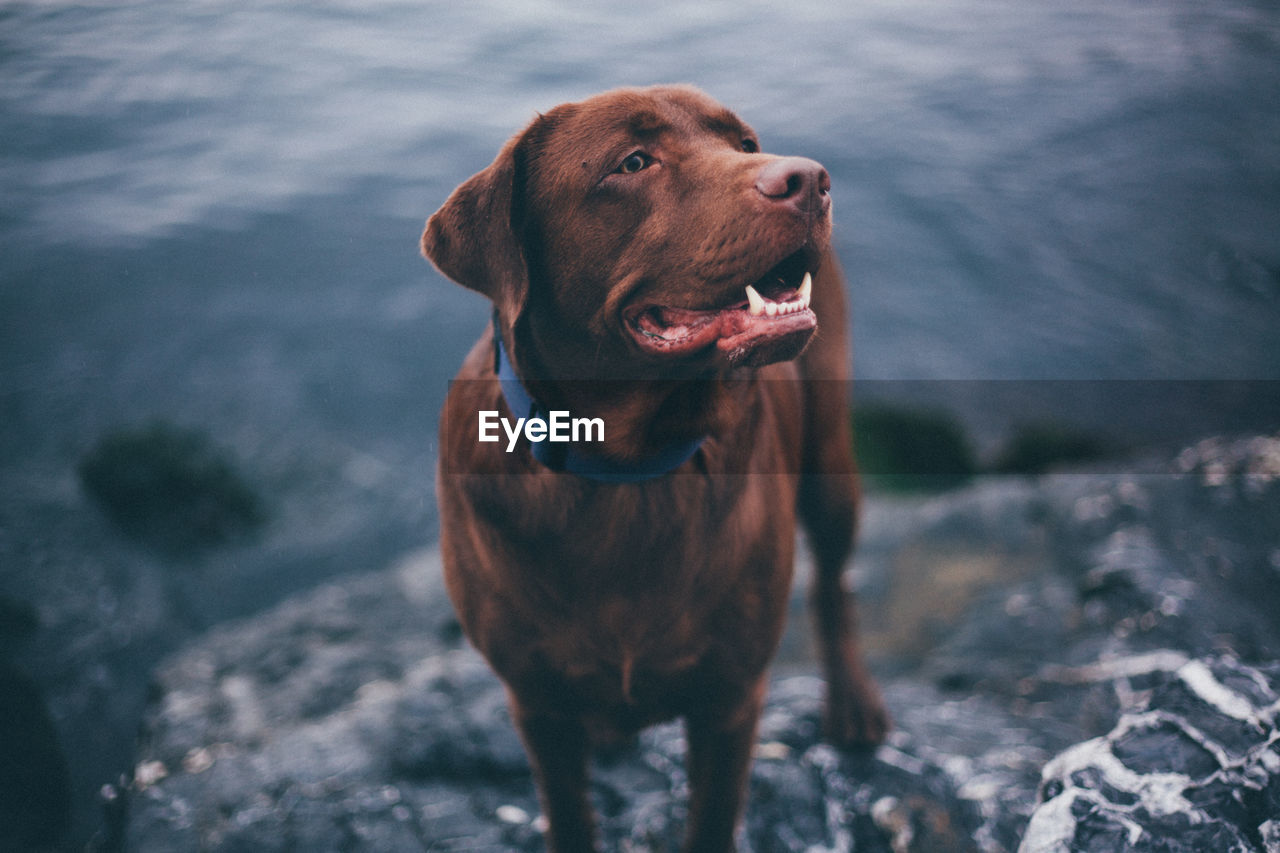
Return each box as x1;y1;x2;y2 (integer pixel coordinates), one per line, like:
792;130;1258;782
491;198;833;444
765;301;778;316
745;284;765;316
798;271;812;304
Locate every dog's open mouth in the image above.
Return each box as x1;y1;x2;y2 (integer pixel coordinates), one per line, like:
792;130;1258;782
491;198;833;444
625;251;819;366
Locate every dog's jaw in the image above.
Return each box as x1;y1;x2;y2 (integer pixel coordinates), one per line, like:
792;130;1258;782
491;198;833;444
623;252;819;368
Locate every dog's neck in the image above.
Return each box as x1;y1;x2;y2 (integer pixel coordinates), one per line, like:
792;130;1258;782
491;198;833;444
494;318;745;476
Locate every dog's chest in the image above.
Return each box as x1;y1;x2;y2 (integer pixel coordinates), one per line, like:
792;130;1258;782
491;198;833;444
542;596;705;688
530;599;733;732
462;474;798;721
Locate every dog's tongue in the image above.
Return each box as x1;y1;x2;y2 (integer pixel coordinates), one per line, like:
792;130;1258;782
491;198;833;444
631;272;817;366
636;305;714;341
647;272;813;336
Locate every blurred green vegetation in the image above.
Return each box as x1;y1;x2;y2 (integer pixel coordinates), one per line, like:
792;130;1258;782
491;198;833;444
853;405;1114;492
991;422;1112;475
78;421;266;554
853;405;977;492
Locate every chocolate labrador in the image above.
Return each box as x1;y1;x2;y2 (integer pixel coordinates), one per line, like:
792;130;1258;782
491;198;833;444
422;85;888;852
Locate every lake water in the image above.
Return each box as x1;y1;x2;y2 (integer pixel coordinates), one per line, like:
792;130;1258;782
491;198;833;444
5;0;1279;472
4;0;1279;616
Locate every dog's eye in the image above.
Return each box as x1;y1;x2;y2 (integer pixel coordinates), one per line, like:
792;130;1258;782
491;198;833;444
741;138;759;154
616;152;652;174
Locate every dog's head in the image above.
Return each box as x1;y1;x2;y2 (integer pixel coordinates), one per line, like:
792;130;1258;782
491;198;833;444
423;85;832;378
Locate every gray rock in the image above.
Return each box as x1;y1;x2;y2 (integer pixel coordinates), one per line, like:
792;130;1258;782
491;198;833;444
122;551;1001;852
1020;657;1280;853
121;434;1280;851
1;419;436;846
123;582;992;852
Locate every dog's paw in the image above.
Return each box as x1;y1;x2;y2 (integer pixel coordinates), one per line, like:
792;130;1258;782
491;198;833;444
823;673;891;749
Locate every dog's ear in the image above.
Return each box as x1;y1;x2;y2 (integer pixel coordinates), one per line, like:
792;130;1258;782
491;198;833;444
422;124;538;325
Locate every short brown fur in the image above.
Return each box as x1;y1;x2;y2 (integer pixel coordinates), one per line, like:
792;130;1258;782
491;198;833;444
423;85;888;853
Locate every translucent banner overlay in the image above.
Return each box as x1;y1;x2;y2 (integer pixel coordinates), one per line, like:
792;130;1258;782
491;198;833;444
439;379;1280;479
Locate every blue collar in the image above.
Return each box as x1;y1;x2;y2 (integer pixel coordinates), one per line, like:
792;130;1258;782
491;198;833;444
493;333;705;482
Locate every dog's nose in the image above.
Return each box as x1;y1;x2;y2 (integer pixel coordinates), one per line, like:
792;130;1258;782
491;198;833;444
754;157;831;214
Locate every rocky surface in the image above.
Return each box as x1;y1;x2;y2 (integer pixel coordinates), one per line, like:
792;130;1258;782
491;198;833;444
0;419;433;849
1020;656;1280;853
119;435;1280;851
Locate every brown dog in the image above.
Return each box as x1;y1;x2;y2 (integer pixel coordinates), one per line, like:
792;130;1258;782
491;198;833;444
422;85;888;852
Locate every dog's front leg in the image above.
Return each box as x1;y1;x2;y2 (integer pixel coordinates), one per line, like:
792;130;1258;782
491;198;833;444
511;700;597;853
682;678;766;853
798;424;891;746
810;566;890;747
